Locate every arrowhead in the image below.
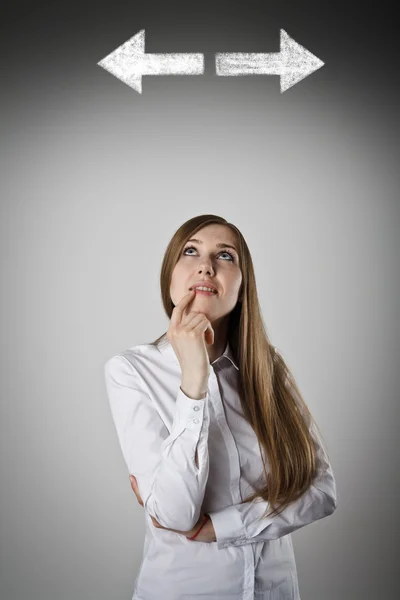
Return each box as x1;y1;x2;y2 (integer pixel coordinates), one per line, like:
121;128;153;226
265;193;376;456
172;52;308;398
97;29;145;94
279;29;324;93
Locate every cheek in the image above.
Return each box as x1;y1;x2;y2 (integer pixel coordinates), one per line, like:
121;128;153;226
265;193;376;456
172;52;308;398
170;266;189;292
170;265;184;283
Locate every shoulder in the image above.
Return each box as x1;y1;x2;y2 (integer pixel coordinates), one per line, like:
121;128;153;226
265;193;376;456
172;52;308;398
104;342;162;378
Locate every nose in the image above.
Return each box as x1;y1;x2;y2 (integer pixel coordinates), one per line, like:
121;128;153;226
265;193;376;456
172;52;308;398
198;263;214;276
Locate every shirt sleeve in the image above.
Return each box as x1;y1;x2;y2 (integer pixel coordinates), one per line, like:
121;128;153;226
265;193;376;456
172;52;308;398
208;379;338;550
104;354;210;532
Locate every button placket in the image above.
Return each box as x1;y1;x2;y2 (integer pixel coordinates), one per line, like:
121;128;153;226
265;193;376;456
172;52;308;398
208;366;243;504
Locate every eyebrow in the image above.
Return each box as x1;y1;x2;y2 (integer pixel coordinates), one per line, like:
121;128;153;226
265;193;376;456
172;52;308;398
186;238;238;253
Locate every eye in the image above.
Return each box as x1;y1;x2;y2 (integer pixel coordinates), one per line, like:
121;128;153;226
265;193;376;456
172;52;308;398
183;245;235;262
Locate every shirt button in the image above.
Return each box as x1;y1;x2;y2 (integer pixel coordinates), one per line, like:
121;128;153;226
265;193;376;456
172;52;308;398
193;406;200;411
193;418;199;424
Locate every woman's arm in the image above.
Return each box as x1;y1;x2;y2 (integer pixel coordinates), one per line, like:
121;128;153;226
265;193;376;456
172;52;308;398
208;418;338;549
105;354;211;532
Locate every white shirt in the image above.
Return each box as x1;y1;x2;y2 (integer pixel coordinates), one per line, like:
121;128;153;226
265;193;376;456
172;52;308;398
104;337;338;600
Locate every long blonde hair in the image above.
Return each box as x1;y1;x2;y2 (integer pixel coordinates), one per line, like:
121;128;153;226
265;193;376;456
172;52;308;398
150;214;325;520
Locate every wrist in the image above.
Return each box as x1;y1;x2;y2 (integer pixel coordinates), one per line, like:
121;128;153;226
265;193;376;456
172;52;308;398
187;514;210;540
180;382;208;399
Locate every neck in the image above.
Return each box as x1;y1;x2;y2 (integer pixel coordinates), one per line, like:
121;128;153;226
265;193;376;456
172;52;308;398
206;315;230;363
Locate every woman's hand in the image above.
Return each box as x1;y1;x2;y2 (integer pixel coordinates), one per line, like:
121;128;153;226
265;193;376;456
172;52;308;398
129;475;216;542
149;510;211;540
168;289;214;395
130;474;144;506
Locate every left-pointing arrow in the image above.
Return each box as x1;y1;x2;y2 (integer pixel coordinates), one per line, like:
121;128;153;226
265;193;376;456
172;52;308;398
97;29;204;94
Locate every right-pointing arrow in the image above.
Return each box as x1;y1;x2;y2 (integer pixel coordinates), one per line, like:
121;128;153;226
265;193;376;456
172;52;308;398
215;29;324;92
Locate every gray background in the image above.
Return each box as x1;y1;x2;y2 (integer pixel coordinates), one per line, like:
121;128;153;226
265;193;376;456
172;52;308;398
1;1;399;599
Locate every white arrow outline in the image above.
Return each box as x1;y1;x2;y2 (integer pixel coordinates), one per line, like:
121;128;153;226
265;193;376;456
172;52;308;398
97;29;204;94
216;29;324;92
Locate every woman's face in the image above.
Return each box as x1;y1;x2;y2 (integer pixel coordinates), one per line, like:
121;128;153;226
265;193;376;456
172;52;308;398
170;224;243;323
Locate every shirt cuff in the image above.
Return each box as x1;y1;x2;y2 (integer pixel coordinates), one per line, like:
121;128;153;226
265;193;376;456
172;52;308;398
208;504;247;549
167;386;208;440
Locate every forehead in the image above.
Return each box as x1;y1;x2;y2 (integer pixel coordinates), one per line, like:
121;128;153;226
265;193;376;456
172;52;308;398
190;224;237;245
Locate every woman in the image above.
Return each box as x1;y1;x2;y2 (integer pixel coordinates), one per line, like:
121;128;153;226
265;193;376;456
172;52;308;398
104;214;338;600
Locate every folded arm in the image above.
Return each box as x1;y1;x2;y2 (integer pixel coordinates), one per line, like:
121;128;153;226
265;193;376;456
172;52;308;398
208;380;338;550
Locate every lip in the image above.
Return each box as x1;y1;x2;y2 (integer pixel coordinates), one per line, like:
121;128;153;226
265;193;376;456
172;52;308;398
193;289;216;296
189;281;218;293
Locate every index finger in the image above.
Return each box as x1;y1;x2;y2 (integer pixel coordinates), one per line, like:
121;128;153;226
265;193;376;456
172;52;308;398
170;290;195;325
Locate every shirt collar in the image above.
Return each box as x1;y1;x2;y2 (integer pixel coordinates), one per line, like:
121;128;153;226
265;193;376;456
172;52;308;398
159;336;239;371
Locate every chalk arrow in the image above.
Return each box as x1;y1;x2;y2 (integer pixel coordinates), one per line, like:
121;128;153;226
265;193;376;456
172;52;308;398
97;29;204;94
216;29;324;92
